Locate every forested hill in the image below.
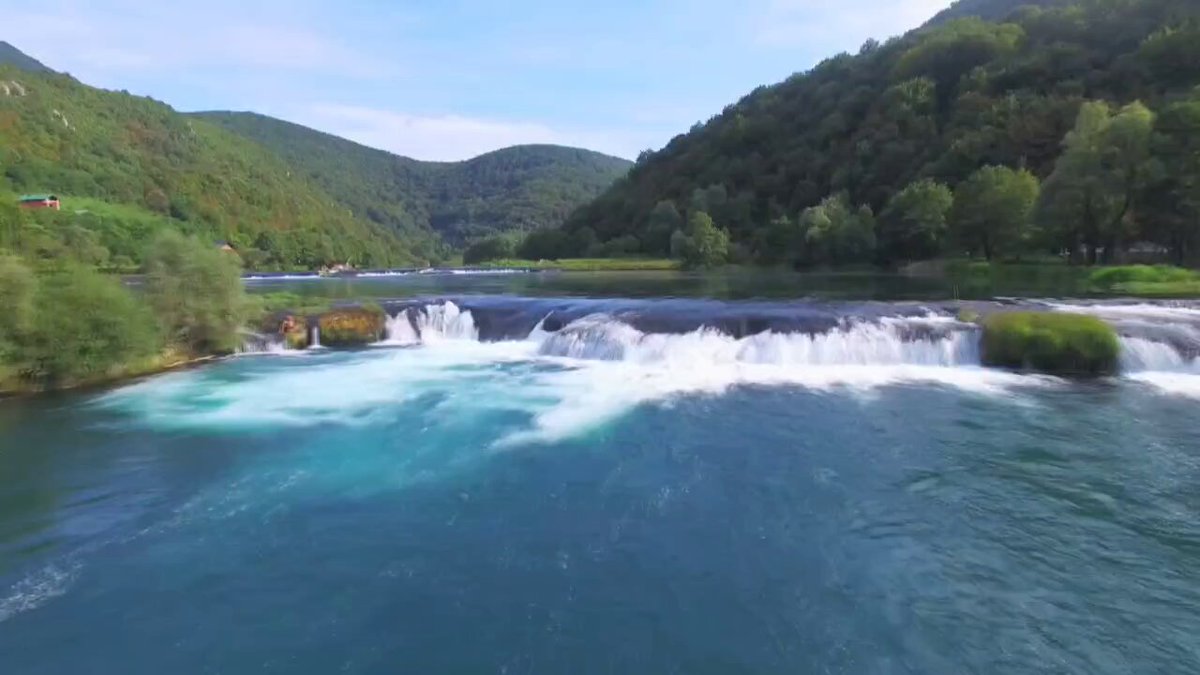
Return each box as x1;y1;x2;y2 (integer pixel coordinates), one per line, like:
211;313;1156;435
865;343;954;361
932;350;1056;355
928;0;1068;24
0;61;416;269
192;111;632;244
559;0;1200;266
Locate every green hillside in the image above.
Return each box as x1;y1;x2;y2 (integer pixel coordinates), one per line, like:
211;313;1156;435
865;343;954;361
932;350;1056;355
558;0;1200;266
192;111;632;245
0;64;416;269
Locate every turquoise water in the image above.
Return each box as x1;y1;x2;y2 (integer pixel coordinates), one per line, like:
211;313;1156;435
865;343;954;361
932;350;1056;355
4;293;1200;673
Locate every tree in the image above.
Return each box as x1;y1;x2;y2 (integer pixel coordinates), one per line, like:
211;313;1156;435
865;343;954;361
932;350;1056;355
1037;101;1155;264
894;19;1024;100
462;236;515;264
644;201;683;256
951;166;1040;261
23;265;160;383
878;179;953;262
0;252;35;362
518;229;570;260
799;194;877;265
679;211;730;269
1145;96;1200;264
669;229;689;260
143;231;249;355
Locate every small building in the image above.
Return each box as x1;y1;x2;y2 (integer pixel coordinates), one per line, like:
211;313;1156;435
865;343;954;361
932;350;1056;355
214;240;236;253
18;194;60;210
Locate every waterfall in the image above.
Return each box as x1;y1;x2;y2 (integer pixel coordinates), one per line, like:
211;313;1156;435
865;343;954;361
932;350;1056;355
384;301;479;345
536;314;980;367
1119;336;1199;373
309;326;321;349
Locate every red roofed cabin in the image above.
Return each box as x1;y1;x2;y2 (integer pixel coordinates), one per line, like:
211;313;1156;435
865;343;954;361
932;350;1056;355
19;194;61;210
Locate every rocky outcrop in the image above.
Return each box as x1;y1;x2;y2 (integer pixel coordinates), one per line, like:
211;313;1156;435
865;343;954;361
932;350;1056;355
317;307;387;347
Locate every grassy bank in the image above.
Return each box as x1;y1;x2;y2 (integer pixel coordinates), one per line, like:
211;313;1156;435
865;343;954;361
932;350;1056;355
0;349;213;397
475;258;681;271
1087;265;1200;298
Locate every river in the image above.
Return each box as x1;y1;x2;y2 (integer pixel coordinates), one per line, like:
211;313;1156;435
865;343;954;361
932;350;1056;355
2;272;1200;673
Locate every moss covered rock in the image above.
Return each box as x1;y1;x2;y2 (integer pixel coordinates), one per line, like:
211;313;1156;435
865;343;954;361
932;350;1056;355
981;311;1119;376
317;307;386;347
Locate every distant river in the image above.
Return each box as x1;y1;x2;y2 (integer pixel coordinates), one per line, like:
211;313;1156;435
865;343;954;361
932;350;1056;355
3;273;1200;674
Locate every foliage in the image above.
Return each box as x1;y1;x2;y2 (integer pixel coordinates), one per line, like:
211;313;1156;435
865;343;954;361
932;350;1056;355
1144;96;1200;264
193;113;631;251
677;211;730;269
1037;102;1156;263
1088;264;1196;287
558;0;1200;267
0;251;35;358
463;236;517;264
950;166;1040;260
879;179;954;262
20;265;161;383
799;194;877;265
894;18;1024;97
142;231;250;354
980;311;1119;375
1107;280;1200;298
317;307;387;347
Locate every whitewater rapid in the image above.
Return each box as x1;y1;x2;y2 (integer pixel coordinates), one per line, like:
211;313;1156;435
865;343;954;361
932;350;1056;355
98;300;1200;444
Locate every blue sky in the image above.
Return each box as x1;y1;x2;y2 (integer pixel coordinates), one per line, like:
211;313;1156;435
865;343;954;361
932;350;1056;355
6;0;953;161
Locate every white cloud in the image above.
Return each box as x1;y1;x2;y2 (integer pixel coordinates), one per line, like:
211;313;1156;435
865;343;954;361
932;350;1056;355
299;104;648;162
753;0;952;49
4;1;390;79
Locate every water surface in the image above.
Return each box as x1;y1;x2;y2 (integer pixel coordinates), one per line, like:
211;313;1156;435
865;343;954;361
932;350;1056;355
3;286;1200;674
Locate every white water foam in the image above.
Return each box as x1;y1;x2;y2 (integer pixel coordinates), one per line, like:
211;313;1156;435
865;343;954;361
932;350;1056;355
537;314;979;367
0;561;81;623
101;304;1056;444
1047;302;1200;321
383;301;480;345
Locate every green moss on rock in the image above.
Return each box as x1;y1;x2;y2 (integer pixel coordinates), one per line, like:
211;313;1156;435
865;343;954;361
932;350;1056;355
317;307;386;347
981;311;1119;376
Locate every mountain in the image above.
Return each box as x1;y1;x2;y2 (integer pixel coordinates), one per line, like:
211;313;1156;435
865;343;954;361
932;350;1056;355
0;41;52;73
928;0;1068;24
560;0;1200;262
0;64;415;268
191;111;633;245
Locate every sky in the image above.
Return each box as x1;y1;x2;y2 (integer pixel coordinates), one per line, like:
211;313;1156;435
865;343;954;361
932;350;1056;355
3;0;954;161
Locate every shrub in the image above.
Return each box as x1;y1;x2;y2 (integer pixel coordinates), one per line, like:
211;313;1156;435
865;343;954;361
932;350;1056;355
0;252;36;357
22;265;161;383
463;236;515;264
143;230;250;355
317;307;387;347
981;311;1119;376
1089;265;1197;287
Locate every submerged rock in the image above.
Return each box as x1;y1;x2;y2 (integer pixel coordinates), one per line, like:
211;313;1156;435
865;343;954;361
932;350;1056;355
980;311;1119;376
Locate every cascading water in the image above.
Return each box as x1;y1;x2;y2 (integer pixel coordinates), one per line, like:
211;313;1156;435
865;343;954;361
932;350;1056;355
384;301;479;345
535;314;980;367
1119;337;1200;373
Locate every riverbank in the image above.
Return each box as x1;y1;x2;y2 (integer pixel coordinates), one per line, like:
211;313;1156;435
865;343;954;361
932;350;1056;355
0;349;217;398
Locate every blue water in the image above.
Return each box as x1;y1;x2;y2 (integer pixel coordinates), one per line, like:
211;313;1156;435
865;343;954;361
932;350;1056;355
4;300;1200;673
